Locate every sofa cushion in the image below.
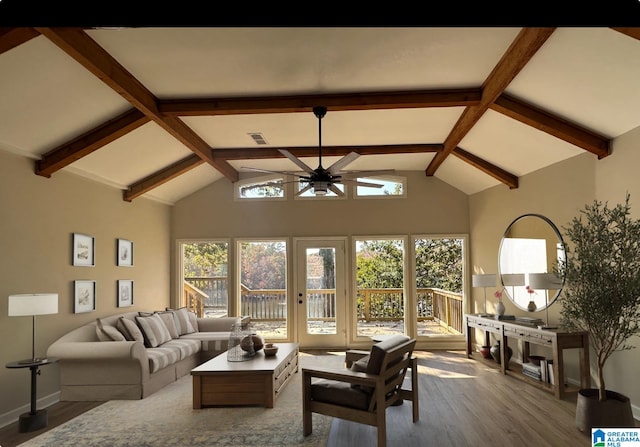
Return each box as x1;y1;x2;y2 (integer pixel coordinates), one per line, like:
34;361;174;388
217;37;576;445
161;338;200;360
165;307;196;335
145;345;182;373
136;314;172;348
156;311;180;339
96;318;126;342
188;311;199;333
117;317;145;343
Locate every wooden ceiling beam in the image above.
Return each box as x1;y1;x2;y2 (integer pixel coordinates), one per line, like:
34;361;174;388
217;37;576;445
159;89;482;116
123;154;204;202
36;109;149;177
452;147;518;189
426;27;556;177
491;94;610;158
0;28;39;55
36;27;239;184
212;144;442;160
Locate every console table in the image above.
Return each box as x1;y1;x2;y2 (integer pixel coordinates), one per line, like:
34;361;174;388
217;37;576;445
465;314;590;399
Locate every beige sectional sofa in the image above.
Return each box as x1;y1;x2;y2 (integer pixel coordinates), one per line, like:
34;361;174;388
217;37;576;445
47;308;249;401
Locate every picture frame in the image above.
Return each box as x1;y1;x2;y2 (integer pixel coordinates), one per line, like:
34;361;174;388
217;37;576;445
72;233;95;267
117;279;134;307
74;280;96;313
117;238;134;267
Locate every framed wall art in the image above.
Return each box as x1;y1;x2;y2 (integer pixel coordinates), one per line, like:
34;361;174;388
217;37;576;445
74;280;96;313
117;238;133;267
117;279;134;307
72;233;95;267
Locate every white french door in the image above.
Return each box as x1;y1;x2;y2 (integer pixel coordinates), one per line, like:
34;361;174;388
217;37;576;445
294;238;347;348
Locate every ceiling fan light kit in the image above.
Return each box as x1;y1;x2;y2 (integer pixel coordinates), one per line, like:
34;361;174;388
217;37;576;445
242;106;393;197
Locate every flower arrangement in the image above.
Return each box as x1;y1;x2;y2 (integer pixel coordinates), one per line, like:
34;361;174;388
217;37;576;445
493;289;505;300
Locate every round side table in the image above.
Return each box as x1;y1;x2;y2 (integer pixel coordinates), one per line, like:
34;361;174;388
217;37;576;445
6;357;58;432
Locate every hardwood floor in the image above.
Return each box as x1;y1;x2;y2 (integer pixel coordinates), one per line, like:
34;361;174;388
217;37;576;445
1;350;636;447
0;401;103;447
327;350;637;447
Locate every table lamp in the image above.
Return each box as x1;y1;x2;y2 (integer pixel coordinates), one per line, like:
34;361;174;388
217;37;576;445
8;293;59;363
527;273;562;330
472;274;496;317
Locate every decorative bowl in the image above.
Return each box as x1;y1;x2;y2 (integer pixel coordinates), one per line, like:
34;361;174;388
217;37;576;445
263;344;278;357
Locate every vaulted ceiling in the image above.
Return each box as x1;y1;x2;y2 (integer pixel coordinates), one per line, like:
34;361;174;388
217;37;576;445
1;27;640;204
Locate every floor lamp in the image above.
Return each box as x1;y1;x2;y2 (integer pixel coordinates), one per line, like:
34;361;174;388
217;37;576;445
472;274;496;317
8;293;59;363
528;273;562;330
8;293;59;432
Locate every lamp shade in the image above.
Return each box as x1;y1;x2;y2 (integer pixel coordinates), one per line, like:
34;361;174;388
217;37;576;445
528;273;562;290
472;274;497;288
502;273;525;287
8;293;58;317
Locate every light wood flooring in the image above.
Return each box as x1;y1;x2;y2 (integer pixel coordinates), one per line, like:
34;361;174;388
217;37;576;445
1;350;636;447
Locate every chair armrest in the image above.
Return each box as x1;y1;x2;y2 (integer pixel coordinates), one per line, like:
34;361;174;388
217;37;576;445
302;366;377;387
345;349;369;367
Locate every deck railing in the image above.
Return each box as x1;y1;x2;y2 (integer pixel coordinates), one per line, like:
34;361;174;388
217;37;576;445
183;277;463;334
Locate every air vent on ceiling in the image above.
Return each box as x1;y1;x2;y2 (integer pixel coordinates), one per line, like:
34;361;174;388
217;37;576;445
248;133;268;145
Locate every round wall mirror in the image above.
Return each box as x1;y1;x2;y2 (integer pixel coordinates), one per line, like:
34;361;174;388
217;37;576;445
498;213;566;312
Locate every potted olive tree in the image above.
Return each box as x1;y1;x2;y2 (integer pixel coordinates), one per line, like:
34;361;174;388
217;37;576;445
557;193;640;432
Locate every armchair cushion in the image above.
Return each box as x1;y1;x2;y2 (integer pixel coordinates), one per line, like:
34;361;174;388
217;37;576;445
310;379;370;410
366;335;410;375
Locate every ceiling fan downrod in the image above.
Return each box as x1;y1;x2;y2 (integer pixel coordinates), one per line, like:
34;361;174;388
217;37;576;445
313;106;327;168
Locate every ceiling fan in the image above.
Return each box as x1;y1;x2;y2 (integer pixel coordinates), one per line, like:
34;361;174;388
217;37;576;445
242;106;394;197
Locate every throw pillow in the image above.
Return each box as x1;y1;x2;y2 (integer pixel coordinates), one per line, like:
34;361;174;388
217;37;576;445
187;310;199;333
96;318;126;342
156;311;180;339
136;313;172;348
165;307;196;335
117;317;145;343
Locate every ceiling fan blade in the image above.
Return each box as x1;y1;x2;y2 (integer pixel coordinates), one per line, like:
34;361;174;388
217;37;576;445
241;166;307;178
328;183;346;196
279;149;315;174
327;152;360;174
341;179;384;188
340;169;396;178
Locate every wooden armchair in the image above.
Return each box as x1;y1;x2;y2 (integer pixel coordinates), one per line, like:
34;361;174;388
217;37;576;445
302;335;419;447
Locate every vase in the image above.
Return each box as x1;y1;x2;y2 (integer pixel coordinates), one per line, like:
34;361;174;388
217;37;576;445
496;300;505;317
527;300;537;312
490;341;512;365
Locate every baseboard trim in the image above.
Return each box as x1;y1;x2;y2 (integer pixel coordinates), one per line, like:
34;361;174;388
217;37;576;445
0;391;60;429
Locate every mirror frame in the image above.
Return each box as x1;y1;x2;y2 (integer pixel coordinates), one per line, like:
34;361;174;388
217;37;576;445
498;213;566;312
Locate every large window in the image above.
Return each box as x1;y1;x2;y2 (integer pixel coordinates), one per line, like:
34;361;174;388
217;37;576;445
237;239;288;339
413;236;465;337
179;240;229;317
355;237;406;337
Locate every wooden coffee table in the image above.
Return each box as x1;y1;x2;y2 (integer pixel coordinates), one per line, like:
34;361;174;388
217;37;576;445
191;342;299;408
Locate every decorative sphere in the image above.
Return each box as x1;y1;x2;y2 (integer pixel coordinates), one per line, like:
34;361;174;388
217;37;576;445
241;334;264;352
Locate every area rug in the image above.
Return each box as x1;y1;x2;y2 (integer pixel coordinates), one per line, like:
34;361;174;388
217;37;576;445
18;352;344;447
